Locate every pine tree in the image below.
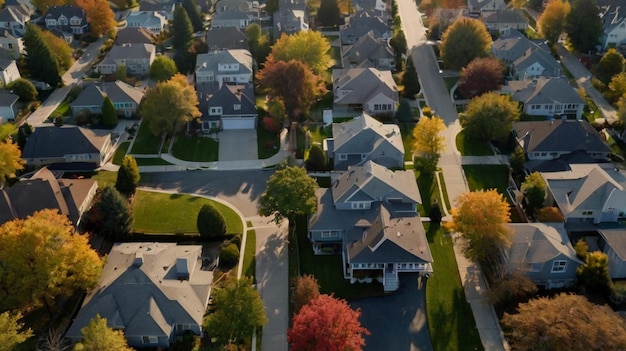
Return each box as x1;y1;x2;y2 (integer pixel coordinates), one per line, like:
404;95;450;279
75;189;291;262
317;0;341;27
401;56;420;99
182;0;204;32
172;6;194;51
115;155;140;196
23;24;61;87
101;96;118;128
98;185;133;240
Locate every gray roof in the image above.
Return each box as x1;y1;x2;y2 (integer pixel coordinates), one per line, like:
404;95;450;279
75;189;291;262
139;0;175;12
115;27;154;45
215;0;255;12
513;47;561;77
598;0;626;33
204;83;257;119
333;67;398;104
0;4;30;23
195;49;253;76
342;31;394;68
492;29;549;63
598;227;626;260
332;112;403;156
126;11;166;29
513;119;611;155
483;9;526;25
506;223;582;270
341;13;392;45
65;243;212;343
71;81;145;108
508;77;583;106
45;5;86;22
0;89;18;106
22;126;111;159
212;9;249;20
206;27;249;51
101;43;155;63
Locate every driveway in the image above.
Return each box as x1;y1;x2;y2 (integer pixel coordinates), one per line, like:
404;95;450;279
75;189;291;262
218;130;259;161
350;274;433;351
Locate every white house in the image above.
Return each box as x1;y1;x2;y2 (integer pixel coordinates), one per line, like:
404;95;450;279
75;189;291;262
194;49;253;87
0;58;20;86
598;0;626;51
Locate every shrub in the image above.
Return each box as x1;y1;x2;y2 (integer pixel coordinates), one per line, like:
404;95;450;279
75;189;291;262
8;78;38;101
263;115;281;134
305;143;327;172
197;203;227;239
219;243;239;269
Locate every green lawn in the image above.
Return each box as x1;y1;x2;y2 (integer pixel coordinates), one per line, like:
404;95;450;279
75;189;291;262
132;190;243;235
257;127;281;159
130;122;161;154
463;165;509;194
241;228;256;281
112;142;130;165
443;77;458;92
92;170;117;189
400;123;417;161
455;130;494;156
305;124;332;144
51;99;71;118
309;92;334;122
171;135;218;162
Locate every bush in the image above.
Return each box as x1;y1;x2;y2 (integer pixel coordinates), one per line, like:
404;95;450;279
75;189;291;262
8;78;38;101
197;204;227;239
219;243;239;269
263;115;281;134
305;143;327;172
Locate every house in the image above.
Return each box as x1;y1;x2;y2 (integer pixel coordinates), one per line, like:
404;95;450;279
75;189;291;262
482;9;528;35
325;112;404;170
505;223;583;289
194;83;257;131
115;27;154;46
430;8;468;39
22;126;113;169
49;28;74;44
468;0;506;15
65;243;213;349
492;29;550;65
598;0;626;51
0;29;23;58
505;77;584;119
512;119;611;161
308;161;432;292
206;27;250;52
0;167;97;226
353;0;386;17
0;58;19;86
341;31;395;70
211;10;251;29
0;3;32;37
0;89;19;123
139;0;176;21
98;43;156;77
511;47;562;79
70;81;145;118
332;67;399;117
195;49;253;87
126;11;167;35
273;0;308;38
340;13;392;46
597;227;626;278
45;5;89;36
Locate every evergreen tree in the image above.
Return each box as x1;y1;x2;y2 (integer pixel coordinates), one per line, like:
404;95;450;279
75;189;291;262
197;203;227;239
115;155;140;196
305;143;327;171
317;0;341;27
98;185;133;240
401;56;420;99
23;24;61;87
565;0;603;53
101;96;118;128
172;6;194;51
183;0;204;32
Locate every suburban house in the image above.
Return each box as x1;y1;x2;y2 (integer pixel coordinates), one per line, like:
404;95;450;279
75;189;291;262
115;27;154;46
0;3;32;37
211;9;251;29
195;49;253;87
0;89;19;123
353;0;386;17
98;43;156;77
194;83;257;131
512;119;611;161
505;223;582;289
340;12;392;47
44;5;89;36
126;11;167;35
273;0;308;39
511;47;562;79
542;164;626;225
206;27;250;52
341;31;395;70
598;0;626;51
308;161;433;292
505;77;584;119
0;167;97;226
467;0;506;15
325;112;404;170
597;227;626;278
0;29;23;58
482;9;528;35
0;58;19;86
70;81;145;118
139;0;176;20
492;29;550;65
332;67;399;117
65;243;213;349
21;126;113;169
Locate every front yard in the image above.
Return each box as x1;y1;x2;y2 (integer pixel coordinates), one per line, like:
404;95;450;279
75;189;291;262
171;135;218;162
456;130;493;156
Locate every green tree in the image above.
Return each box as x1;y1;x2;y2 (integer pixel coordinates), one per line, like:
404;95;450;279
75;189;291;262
150;55;178;82
440;17;492;70
510;146;526;174
23;24;61;87
459;92;520;143
574;238;589;260
74;315;133;351
204;276;268;346
270;31;331;75
538;0;571;47
8;78;37;101
98;185;134;240
565;0;603;53
182;0;204;32
245;23;271;65
0;311;32;351
305;143;327;172
0;139;24;187
115;64;127;82
40;29;74;70
116;155;140;196
607;72;626;104
521;172;546;215
458;57;505;98
101;96;118;128
597;48;625;84
218;243;239;268
390;29;407;71
578;251;612;294
265;0;278;15
16;123;32;150
196;203;227;239
259;166;318;223
317;0;341;27
401;56;420;99
412;115;445;173
172;6;194;51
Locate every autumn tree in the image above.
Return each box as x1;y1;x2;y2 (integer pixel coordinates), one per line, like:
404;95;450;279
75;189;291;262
0;139;24;187
577;251;612;294
440;17;492;70
74;315;133;351
0;209;103;312
538;0;570;47
40;30;73;70
510;146;526;174
565;0;603;53
502;293;626;351
521;172;546;215
259;166;318;223
445;190;511;278
23;24;61;87
102;96;118;128
0;311;32;351
317;0;341;27
139;74;201;137
172;6;194;51
8;78;37;101
270;31;331;75
75;0;116;37
150;55;178;82
459;92;520;143
204;276;268;346
98;185;134;240
256;57;326;121
412;115;445;173
245;23;271;65
458;57;504;98
486;270;538;307
288;294;370;351
182;0;204;32
116;155;140;196
401;56;420;99
196;203;227;239
597;48;625;84
305;143;327;172
535;207;564;222
292;274;320;313
607;72;626;104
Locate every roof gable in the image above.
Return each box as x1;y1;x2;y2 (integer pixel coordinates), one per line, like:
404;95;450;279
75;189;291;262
513;119;611;155
22;126;111;158
507;223;582;269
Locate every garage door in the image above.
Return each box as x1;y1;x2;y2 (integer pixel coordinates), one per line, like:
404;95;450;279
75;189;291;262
222;118;256;130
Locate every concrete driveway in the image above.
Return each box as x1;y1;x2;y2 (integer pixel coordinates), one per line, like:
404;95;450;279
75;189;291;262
218;130;259;161
350;274;433;351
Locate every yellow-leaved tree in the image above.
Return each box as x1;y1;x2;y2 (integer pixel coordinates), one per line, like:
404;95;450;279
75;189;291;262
0;139;24;187
270;31;331;75
411;115;445;173
74;315;134;351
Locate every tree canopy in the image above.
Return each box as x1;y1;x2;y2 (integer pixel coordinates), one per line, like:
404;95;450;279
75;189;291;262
521;172;546;215
459;92;520;143
288;294;370;351
270;31;331;75
538;0;571;47
102;96;118;128
97;185;134;240
412;115;445;173
440;17;492;70
150;55;178;82
0;139;24;187
401;56;420;99
458;57;504;98
172;6;194;51
74;315;133;351
246;23;271;65
317;0;341;27
182;0;204;32
40;29;73;71
305;143;327;172
292;274;320;313
8;78;37;101
596;48;625;84
116;155;140;196
259;166;318;223
0;311;32;351
565;0;603;53
76;0;116;37
577;251;612;294
196;203;227;238
32;0;64;14
23;24;61;87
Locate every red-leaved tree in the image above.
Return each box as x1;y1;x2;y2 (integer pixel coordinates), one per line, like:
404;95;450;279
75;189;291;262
288;294;370;351
458;57;505;99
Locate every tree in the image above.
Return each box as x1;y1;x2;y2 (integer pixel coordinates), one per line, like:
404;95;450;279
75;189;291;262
149;55;178;82
445;190;511;279
288;294;370;351
535;207;564;222
102;96;118;128
23;24;61;87
521;172;546;215
459;92;520;143
305;143;327;172
265;0;278;14
16;123;32;151
259;166;318;223
486;271;538;306
574;238;589;260
41;27;73;70
0;311;32;351
196;203;227;238
270;31;331;75
565;0;603;53
245;23;271;65
116;155;140;196
32;0;64;14
538;0;570;47
411;115;445;173
115;64;127;82
0;139;24;187
510;146;526;174
292;274;320;313
75;0;116;37
440;17;492;70
390;29;408;71
172;6;194;51
96;185;133;240
607;72;626;104
429;201;443;225
204;276;268;346
74;315;133;351
317;0;341;27
219;243;239;268
182;0;204;32
0;209;103;312
256;57;326;121
502;293;626;351
139;74;201;137
577;251;612;294
401;56;420;99
458;57;505;98
596;48;625;84
8;78;37;101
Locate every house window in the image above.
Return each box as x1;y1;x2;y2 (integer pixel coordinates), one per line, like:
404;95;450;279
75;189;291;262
233;104;241;110
7;43;12;49
142;336;158;344
321;231;338;238
337;154;347;161
551;260;567;273
582;210;593;215
70;17;81;25
351;202;368;209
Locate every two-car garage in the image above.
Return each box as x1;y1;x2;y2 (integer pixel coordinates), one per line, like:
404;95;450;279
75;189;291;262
221;116;257;130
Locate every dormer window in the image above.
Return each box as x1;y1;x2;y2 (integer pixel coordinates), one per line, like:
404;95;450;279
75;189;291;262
233;104;241;110
209;107;222;115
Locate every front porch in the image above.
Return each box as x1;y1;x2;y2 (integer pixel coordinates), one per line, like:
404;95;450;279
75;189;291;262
345;262;433;292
